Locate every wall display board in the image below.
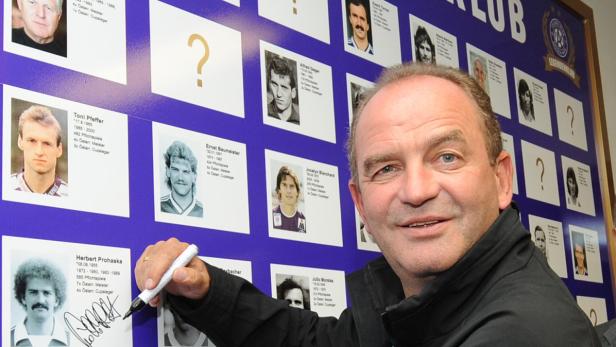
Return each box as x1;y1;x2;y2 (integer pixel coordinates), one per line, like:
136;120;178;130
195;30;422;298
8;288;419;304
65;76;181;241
1;0;614;345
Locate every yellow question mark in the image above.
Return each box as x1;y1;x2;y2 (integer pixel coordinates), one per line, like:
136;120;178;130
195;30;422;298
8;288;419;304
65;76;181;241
535;158;545;190
566;105;574;136
187;33;210;88
589;308;597;326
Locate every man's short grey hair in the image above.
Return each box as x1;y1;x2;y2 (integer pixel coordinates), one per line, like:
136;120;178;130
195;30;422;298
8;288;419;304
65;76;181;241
346;63;502;182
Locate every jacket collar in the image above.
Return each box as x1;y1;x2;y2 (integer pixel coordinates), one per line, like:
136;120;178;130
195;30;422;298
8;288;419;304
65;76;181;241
379;205;528;345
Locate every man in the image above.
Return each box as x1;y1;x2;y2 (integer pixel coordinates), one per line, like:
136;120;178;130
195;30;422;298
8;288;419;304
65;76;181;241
11;258;70;346
272;166;306;233
276;278;309;310
573;233;588;276
12;0;66;57
135;63;599;346
566;166;580;207
414;26;435;64
267;56;300;125
534;225;548;260
346;0;373;54
160;141;203;217
472;56;488;92
10;105;68;197
518;78;534;121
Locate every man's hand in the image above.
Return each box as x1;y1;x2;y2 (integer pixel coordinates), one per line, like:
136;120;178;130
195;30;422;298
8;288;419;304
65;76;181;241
134;237;210;307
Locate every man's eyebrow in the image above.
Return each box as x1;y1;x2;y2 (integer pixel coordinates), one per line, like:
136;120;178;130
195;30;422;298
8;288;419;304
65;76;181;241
426;129;467;149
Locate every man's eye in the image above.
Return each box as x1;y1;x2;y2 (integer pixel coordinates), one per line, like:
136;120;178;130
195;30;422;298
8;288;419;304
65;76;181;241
377;165;395;175
440;153;457;163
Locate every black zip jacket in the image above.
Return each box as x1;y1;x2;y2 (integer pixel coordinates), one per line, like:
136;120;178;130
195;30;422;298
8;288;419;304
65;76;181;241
170;205;600;346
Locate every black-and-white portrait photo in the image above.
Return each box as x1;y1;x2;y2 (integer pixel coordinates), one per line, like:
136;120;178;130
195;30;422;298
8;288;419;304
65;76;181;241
264;51;300;125
413;26;435;64
162;294;210;346
517;78;534;122
566;166;580;207
275;274;310;310
160;140;204;218
10;257;70;346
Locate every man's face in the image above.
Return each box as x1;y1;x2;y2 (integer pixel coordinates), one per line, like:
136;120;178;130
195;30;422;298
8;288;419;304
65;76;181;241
18;121;62;176
284;288;305;309
567;176;578;197
167;157;196;197
21;277;59;324
520;88;532;113
418;40;433;63
473;60;486;89
269;71;296;113
534;228;546;252
17;0;62;44
349;76;512;290
278;175;299;208
349;3;369;41
574;244;585;268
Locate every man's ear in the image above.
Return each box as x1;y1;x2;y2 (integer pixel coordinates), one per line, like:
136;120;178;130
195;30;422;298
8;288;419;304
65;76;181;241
56;141;63;158
291;87;297;100
494;150;514;210
17;135;24;151
349;179;366;222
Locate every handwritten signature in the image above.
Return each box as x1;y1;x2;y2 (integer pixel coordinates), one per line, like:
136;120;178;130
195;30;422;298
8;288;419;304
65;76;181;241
64;295;121;347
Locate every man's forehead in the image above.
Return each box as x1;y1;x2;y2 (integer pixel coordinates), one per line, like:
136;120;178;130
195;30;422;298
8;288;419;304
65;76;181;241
271;71;291;85
350;3;366;14
22;120;59;135
26;277;54;289
170;156;191;166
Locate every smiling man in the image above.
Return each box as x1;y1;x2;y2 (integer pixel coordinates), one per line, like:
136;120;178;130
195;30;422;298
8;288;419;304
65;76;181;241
346;0;373;54
13;0;66;57
134;63;599;346
11;258;70;346
11;105;68;197
160;141;203;218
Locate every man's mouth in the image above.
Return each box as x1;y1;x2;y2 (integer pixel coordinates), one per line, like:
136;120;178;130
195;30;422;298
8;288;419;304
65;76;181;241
407;220;440;228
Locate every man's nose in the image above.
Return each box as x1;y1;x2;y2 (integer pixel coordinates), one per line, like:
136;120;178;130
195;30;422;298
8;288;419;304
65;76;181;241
35;4;46;17
34;143;45;155
398;162;439;206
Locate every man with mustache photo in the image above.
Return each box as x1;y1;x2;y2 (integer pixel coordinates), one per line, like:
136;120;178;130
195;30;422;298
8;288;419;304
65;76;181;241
346;0;373;54
11;258;70;346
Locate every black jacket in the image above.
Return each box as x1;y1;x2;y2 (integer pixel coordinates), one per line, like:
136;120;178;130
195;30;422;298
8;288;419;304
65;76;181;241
171;206;600;346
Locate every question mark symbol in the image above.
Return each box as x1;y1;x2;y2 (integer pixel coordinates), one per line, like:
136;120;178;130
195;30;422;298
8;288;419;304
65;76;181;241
589;308;597;326
566;105;574;136
535;158;545;190
187;33;210;88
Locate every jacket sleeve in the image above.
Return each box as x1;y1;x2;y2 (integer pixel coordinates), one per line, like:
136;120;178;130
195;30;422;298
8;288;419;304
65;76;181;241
167;262;359;347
